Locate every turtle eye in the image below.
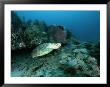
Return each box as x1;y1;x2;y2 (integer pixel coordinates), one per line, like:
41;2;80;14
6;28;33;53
55;44;59;46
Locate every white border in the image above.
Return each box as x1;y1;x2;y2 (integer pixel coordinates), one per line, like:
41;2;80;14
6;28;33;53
4;4;107;84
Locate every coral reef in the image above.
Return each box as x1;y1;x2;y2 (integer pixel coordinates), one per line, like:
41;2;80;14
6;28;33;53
59;48;100;77
11;12;48;50
11;12;100;77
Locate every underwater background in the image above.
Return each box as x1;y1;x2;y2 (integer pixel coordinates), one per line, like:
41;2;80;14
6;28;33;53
16;11;100;42
11;11;100;77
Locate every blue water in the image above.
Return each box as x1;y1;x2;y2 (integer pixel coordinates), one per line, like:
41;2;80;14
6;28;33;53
15;11;100;42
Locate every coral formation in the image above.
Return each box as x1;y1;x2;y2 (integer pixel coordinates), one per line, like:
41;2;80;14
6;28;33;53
47;25;67;43
11;12;48;50
59;48;100;77
11;12;100;77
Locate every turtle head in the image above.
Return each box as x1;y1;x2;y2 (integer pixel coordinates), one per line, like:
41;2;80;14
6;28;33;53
48;43;61;49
